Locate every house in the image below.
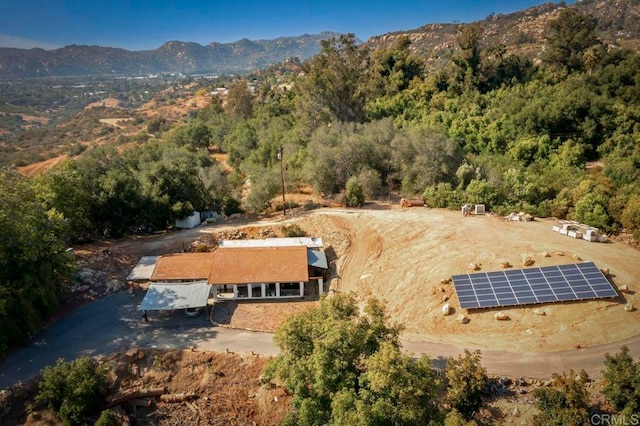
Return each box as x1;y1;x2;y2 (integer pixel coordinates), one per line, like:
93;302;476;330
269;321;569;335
209;246;313;301
129;238;329;312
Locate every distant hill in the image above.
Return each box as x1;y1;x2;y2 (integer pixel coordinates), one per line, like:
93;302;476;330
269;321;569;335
366;0;640;69
0;32;342;79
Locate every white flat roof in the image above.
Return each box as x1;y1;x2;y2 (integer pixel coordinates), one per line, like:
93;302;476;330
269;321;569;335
218;237;323;248
126;256;161;281
139;282;211;311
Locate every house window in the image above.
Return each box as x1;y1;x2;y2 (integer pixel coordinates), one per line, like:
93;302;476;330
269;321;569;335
236;285;249;298
251;283;263;298
280;282;301;297
266;283;277;297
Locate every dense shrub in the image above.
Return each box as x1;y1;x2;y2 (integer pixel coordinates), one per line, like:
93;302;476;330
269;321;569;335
602;346;640;415
263;294;439;425
532;370;591;426
36;357;109;426
281;223;307;237
345;176;364;207
445;349;488;418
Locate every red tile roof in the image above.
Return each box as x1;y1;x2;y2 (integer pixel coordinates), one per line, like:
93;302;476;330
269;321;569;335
208;246;309;285
150;252;215;281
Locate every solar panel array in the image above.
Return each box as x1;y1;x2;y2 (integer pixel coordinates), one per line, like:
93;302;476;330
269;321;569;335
452;261;618;309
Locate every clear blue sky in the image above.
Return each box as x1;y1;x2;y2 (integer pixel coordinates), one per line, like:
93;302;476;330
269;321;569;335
0;0;570;51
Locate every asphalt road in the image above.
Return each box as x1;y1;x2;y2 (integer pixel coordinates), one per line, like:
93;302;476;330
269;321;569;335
1;291;637;389
0;292;277;390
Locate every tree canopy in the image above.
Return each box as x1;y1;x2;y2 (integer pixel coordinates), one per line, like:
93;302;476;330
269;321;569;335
0;170;76;354
263;294;439;425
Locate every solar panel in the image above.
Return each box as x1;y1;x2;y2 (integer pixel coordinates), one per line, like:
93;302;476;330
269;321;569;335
451;261;618;309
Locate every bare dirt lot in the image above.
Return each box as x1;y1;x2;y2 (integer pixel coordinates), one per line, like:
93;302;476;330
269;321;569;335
295;206;640;353
75;205;640;354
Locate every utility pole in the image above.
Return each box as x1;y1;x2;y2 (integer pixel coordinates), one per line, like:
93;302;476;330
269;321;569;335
277;146;286;216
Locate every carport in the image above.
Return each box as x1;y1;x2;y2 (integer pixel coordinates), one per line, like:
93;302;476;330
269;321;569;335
139;281;212;311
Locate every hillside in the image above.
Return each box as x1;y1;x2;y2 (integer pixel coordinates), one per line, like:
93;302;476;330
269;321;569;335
0;32;341;79
366;0;640;67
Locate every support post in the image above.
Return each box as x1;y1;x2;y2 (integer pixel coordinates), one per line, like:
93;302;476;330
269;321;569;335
277;146;286;216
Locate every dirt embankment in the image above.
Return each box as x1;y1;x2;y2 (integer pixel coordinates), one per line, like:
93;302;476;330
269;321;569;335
1;349;289;426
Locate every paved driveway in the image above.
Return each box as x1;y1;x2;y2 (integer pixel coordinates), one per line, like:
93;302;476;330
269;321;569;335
0;292;277;389
1;292;637;389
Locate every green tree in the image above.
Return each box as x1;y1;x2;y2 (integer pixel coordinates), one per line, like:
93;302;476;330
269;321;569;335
225;80;254;119
296;33;369;124
454;23;485;88
602;346;640;415
533;370;591;426
358;167;383;200
36;357;109;426
572;192;610;230
544;9;600;73
369;35;425;97
0;170;75;355
146;116;171;136
33;161;94;242
391;127;462;195
345;176;364;207
621;195;640;232
445;349;488;418
243;166;281;213
263;294;438;425
169;123;212;150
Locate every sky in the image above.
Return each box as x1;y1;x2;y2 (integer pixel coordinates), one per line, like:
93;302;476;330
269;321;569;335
0;0;571;51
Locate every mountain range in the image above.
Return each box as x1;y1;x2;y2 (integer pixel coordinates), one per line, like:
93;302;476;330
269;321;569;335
0;32;342;79
0;0;638;79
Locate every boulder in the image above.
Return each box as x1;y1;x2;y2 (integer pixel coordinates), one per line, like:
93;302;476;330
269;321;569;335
542;251;551;258
501;261;511;268
442;303;451;316
619;284;629;293
555;251;565;256
494;311;509;320
625;302;635;312
442;295;449;303
523;257;535;267
469;263;480;271
457;313;469;324
533;308;546;316
573;254;582;261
